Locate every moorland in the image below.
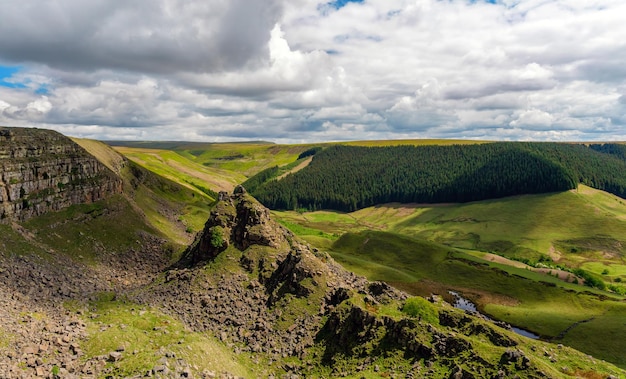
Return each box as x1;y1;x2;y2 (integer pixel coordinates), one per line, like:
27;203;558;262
1;126;625;378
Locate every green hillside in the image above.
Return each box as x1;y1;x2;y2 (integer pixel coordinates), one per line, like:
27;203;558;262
328;230;626;367
251;142;626;212
110;141;310;178
270;185;626;367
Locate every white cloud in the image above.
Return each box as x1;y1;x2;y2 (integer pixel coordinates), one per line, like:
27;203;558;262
0;0;625;142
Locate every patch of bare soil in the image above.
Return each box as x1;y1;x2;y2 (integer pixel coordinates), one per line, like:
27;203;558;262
482;253;529;269
277;157;313;180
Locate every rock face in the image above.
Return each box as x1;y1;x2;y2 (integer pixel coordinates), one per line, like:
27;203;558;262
182;186;286;265
0;127;122;222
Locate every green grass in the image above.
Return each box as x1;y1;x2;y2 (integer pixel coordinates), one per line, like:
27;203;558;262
581;261;626;278
326;230;626;368
22;195;156;262
115;146;244;195
560;303;626;367
276;220;337;241
386;186;626;266
283;185;626;271
114;142;309;179
0;224;48;257
126;163;212;245
82;297;253;378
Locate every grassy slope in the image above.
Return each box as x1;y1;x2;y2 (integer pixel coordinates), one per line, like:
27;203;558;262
271;187;626;368
114;146;242;195
328;230;626;368
112;142;309;180
72;138;126;175
76;139;214;246
277;185;626;278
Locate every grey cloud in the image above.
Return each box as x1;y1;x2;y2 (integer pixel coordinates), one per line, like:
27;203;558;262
2;0;626;143
0;0;283;74
444;81;552;101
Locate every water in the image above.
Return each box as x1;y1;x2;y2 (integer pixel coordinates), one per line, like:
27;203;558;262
448;291;539;339
511;327;540;339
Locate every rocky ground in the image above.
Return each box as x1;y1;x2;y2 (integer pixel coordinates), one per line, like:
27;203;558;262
0;229;169;378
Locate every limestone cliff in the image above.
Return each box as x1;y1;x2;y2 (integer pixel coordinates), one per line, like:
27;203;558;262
0;127;123;222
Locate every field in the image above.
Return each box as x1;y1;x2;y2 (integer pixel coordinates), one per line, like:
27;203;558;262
110;141;310;179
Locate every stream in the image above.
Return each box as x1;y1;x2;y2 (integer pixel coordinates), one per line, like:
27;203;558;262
448;291;540;339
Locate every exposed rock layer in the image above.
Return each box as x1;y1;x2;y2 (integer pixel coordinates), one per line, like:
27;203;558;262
0;127;122;222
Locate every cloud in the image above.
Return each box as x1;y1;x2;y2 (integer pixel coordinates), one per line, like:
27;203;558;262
0;0;625;142
0;0;283;74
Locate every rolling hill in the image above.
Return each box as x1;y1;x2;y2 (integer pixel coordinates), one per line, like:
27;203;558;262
249;142;626;212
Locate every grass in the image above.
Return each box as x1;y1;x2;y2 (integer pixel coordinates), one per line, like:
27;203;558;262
125;163;213;245
326;229;626;368
113;142;308;179
82;297;253;378
560;303;626;367
280;185;626;271
581;261;626;278
0;224;48;257
114;146;243;195
72;138;126;175
387;186;626;266
22;195;155;262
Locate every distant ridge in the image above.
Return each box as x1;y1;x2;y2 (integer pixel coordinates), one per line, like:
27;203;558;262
105;140;276;149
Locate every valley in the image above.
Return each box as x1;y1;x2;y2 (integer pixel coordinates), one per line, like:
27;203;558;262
1;127;625;378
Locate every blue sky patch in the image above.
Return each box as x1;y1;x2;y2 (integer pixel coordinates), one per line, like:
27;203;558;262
318;0;364;16
325;0;364;11
0;65;27;89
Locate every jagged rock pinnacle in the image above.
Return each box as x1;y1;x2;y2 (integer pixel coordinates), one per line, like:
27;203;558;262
180;187;287;265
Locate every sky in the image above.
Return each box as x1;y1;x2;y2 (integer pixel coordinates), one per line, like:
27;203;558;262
0;0;625;143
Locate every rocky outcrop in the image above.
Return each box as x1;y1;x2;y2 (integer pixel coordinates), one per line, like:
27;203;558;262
135;188;567;378
181;186;287;265
0;127;122;222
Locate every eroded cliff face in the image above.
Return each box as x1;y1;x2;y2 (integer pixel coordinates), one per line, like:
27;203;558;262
0;127;123;222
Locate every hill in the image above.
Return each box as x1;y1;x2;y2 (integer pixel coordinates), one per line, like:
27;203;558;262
108;141;310;179
249;142;626;212
132;187;625;378
1;129;625;377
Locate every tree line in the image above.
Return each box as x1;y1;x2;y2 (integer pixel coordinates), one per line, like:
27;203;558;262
248;142;626;212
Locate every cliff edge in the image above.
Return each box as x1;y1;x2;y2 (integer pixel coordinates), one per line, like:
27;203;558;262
0;127;122;222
